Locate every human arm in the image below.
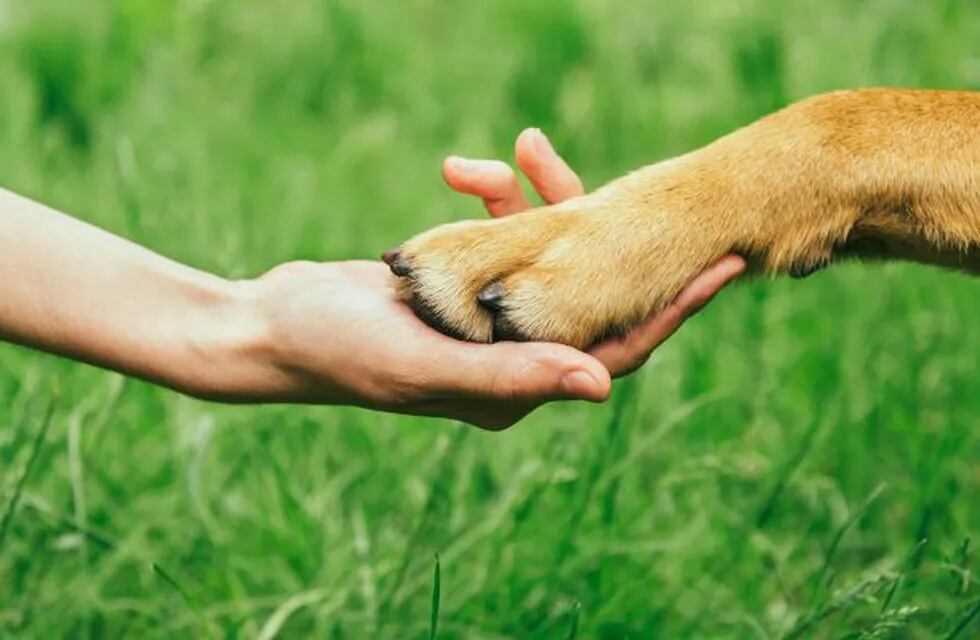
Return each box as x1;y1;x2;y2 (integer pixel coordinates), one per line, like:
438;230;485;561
0;130;744;429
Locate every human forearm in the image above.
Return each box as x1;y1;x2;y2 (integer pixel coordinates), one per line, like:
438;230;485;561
0;187;268;395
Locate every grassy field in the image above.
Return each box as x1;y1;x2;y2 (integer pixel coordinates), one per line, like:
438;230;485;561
1;0;979;637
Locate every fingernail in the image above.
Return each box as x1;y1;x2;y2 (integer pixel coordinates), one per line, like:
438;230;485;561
446;155;478;172
560;370;600;400
532;128;559;161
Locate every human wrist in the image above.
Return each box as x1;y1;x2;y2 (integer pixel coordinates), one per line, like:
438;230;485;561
162;272;283;402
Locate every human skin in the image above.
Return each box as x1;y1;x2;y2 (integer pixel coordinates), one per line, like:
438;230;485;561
0;129;744;429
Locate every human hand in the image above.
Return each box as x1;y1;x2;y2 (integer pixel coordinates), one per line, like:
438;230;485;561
234;259;610;429
216;130;743;430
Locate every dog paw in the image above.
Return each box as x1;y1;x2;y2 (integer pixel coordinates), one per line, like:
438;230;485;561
384;191;724;349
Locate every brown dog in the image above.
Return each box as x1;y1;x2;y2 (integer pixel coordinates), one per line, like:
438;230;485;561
384;89;980;349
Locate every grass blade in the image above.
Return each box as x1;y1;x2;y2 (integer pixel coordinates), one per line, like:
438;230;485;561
944;598;980;640
381;429;466;612
955;537;971;596
257;590;328;640
810;483;888;604
429;553;441;640
880;538;929;614
152;562;214;639
0;402;55;549
880;575;902;615
756;414;825;528
566;602;581;640
783;575;890;640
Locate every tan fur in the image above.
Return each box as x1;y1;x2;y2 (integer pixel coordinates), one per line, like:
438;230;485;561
392;89;980;349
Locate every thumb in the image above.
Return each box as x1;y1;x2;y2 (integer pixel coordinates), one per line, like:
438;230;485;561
438;342;612;403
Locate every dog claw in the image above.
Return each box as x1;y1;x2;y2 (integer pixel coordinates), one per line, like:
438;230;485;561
477;282;506;310
381;249;412;276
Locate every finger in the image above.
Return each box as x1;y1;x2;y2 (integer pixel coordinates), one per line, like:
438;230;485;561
590;255;746;375
514;128;585;204
442;156;530;217
432;341;612;404
671;254;747;318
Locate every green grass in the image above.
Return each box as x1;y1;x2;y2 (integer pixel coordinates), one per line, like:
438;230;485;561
1;0;979;637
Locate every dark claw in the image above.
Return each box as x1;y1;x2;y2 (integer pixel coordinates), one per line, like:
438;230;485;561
477;281;506;311
381;249;412;276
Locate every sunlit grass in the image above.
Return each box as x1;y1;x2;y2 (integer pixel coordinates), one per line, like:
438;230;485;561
1;0;978;637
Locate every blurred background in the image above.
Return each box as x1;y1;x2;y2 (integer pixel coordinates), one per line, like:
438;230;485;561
1;1;978;637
